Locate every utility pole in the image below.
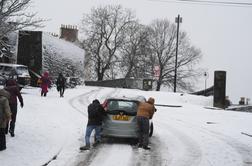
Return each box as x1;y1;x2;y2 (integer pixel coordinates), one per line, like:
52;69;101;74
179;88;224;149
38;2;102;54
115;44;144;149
174;14;182;92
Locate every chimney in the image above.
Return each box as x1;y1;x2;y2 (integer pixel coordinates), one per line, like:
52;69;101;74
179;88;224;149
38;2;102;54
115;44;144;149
60;24;78;42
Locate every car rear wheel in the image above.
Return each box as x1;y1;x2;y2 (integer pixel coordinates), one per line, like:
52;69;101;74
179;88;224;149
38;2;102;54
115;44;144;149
149;122;153;137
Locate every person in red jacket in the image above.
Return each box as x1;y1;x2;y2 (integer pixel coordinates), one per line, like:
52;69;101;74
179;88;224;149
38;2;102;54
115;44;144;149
4;79;23;137
40;72;51;97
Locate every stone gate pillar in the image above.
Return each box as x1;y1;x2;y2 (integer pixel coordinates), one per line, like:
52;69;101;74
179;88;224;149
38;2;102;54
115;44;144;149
213;71;226;109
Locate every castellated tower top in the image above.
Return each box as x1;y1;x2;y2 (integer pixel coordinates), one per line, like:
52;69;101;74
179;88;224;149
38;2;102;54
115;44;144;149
60;24;78;42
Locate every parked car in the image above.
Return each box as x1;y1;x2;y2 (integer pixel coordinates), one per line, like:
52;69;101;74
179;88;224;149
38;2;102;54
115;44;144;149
0;63;31;89
101;96;154;139
66;77;82;88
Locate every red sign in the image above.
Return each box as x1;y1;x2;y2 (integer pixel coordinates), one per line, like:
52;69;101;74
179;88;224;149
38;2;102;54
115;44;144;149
154;66;160;79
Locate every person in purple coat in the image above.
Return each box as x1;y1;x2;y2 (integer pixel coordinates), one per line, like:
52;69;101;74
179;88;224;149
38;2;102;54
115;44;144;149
4;79;23;137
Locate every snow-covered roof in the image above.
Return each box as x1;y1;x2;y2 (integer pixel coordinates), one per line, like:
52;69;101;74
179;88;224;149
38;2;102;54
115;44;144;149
42;32;84;63
0;63;27;68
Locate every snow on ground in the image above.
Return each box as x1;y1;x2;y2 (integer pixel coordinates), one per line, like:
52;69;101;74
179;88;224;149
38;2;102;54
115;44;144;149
0;86;252;166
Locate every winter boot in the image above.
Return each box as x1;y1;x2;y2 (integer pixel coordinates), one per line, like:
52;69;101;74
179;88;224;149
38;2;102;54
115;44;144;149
0;147;6;151
143;146;151;150
138;143;143;148
9;130;14;137
80;145;90;150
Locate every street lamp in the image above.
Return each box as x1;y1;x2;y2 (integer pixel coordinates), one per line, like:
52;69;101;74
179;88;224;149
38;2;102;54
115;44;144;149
174;14;182;93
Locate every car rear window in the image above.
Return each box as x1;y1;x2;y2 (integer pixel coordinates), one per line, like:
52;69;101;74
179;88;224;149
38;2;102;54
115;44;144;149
107;100;138;113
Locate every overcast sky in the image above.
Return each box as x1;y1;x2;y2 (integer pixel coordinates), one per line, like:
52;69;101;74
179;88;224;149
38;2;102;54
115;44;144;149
31;0;252;103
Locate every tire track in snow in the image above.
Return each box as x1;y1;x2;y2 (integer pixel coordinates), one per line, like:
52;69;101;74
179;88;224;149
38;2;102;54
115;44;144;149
77;144;134;166
216;135;252;166
131;136;166;166
172;118;252;166
70;88;122;166
77;87;120;110
155;121;202;166
41;88;102;166
75;144;105;166
68;88;103;116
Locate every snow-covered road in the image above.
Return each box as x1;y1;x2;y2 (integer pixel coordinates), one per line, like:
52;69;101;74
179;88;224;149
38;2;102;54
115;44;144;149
70;87;165;166
68;87;252;166
1;86;252;166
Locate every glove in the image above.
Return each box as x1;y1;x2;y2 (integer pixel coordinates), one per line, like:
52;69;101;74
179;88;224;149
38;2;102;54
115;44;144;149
20;102;24;108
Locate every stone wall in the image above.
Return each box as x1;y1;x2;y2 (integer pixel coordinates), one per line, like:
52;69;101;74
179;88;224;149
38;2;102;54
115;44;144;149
85;78;144;90
226;105;252;113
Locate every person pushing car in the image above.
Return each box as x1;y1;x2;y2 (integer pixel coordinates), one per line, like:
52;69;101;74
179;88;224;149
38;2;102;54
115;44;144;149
136;97;156;150
80;99;106;150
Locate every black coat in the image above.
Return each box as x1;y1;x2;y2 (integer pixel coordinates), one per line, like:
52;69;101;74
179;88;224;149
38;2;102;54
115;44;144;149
56;75;66;88
87;102;105;126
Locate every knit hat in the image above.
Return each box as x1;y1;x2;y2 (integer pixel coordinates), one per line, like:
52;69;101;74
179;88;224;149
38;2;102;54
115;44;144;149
147;97;155;105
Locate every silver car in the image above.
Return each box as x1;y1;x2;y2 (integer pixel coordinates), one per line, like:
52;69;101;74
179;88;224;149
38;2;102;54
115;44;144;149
101;96;153;139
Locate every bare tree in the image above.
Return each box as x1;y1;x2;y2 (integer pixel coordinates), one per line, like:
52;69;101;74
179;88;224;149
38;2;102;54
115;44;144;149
0;0;44;61
118;21;151;79
0;0;43;35
147;19;202;91
81;5;136;81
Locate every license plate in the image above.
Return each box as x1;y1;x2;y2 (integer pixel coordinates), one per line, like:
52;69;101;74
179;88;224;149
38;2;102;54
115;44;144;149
112;115;129;121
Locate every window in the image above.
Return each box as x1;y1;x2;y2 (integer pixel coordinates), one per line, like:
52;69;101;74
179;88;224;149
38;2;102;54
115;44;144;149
108;100;138;112
16;66;29;75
